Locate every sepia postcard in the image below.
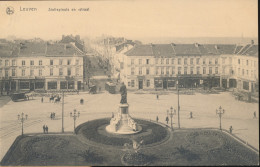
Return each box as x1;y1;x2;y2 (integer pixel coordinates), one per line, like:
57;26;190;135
0;0;259;166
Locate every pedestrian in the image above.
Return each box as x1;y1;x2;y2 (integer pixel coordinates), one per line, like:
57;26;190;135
41;97;44;103
253;111;256;119
99;87;101;92
166;116;169;124
43;125;46;134
46;126;48;134
190;112;193;119
112;112;114;118
156;116;159;122
53;113;55;119
229;126;233;133
50;113;53;120
156;94;159;100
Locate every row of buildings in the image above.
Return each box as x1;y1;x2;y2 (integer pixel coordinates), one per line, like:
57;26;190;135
113;41;258;92
0;35;86;94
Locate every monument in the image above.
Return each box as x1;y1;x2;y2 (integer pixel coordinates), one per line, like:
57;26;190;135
106;82;142;134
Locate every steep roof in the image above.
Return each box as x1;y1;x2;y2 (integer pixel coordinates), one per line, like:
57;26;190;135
242;45;258;56
174;44;201;55
215;44;236;54
152;44;175;57
125;44;153;56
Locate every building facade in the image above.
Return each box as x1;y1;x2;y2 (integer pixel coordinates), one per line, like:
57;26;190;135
118;43;258;92
0;41;85;94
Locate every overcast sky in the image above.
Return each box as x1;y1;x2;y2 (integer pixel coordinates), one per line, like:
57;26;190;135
0;0;258;40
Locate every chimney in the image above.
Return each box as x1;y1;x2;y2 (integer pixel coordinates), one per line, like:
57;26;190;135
251;40;254;45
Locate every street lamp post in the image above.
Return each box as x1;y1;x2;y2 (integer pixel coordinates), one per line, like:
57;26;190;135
169;106;176;131
216;106;225;130
70;109;80;133
18;112;28;136
177;75;180;129
62;91;64;133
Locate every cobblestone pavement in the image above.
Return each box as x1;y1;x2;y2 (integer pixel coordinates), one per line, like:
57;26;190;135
0;91;258;161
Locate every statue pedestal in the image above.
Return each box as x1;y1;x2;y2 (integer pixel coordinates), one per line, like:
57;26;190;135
106;103;142;134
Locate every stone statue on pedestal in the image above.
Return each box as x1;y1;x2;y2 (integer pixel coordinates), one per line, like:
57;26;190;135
120;82;127;104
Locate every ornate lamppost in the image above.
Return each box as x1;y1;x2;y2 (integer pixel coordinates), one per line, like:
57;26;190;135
18;112;28;136
216;106;225;130
70;109;80;133
169;106;176;131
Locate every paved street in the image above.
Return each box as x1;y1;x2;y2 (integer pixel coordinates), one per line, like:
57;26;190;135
0;91;259;161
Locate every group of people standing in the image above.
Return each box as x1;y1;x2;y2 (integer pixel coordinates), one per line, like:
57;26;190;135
50;112;56;120
43;125;49;134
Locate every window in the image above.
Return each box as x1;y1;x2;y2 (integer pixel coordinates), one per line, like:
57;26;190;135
22;69;25;76
178;58;181;65
166;59;169;64
242;69;244;75
146;67;150;75
0;60;2;66
39;60;42;66
190;67;193;74
146;59;149;64
12;69;16;76
0;68;2;76
5;69;8;77
215;58;218;64
229;57;232;64
156;67;159;75
172;66;175;74
30;60;34;66
184;67;187;74
131;80;135;87
222;67;225;74
161;58;164;64
146;80;150;87
161;67;164;75
246;70;248;76
209;58;212;64
67;68;71;76
22;60;25;66
246;60;249;66
184;58;187;65
131;67;135;75
30;69;34;76
139;67;142;75
39;69;42;76
251;70;253;77
171;58;175;64
203;67;206;74
12;60;16;66
196;58;200;64
50;60;53;65
5;60;9;66
222;58;225;64
59;68;63;76
128;82;130;87
59;59;63;65
139;59;142;65
209;67;212;74
238;59;240;64
178;67;182;74
76;59;79;65
203;58;206;65
155;58;158;64
190;58;193;65
254;61;256;67
215;67;218;74
76;68;79;76
197;67;200;74
67;59;71;65
50;68;53;76
166;67;169;74
238;68;240;75
131;59;134;65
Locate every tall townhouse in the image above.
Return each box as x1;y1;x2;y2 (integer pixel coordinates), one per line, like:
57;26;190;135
0;41;85;94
